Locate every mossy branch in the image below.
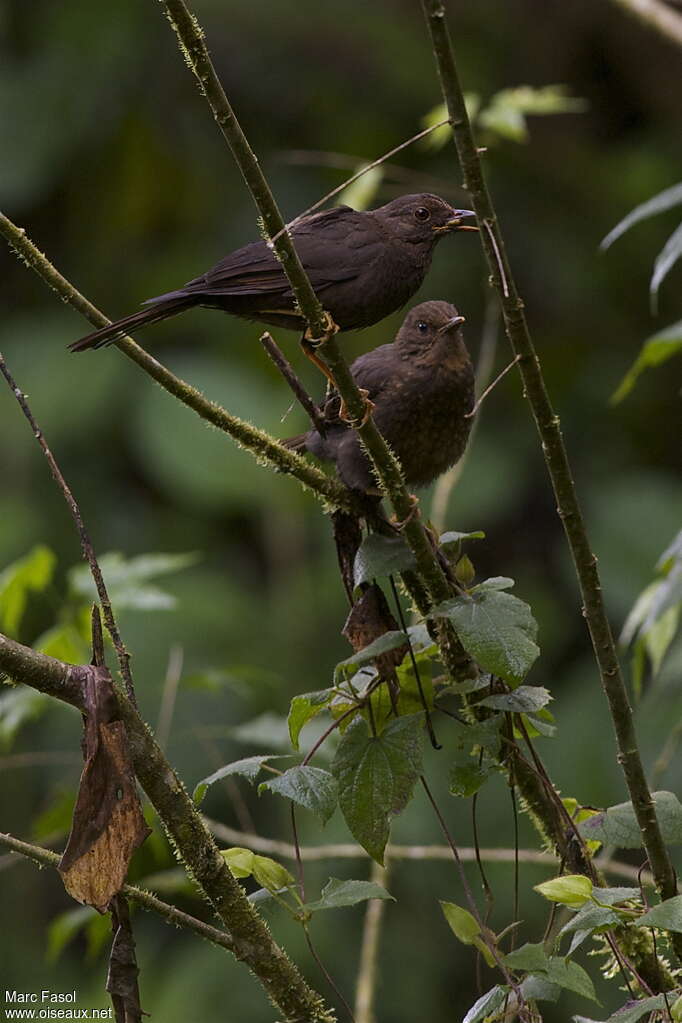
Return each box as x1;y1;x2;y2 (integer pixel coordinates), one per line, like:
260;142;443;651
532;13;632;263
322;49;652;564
420;0;679;918
0;634;334;1023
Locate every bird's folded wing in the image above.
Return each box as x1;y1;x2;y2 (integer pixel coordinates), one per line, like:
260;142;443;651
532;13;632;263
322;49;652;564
145;206;379;303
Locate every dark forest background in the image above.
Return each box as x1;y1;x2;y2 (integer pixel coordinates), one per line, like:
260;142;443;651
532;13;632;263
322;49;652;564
1;0;680;1019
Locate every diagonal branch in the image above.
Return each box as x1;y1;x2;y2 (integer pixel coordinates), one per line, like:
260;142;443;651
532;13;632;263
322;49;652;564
420;0;679;919
0;211;361;518
0;832;237;954
0;633;333;1023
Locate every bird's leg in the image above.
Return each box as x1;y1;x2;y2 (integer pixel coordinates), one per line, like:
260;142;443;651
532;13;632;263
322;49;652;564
299;327;374;425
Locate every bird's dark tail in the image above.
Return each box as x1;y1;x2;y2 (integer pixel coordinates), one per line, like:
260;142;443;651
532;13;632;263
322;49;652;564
281;432;310;452
68;296;193;352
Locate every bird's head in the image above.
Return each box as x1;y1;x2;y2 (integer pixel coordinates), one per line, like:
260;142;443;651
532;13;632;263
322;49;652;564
396;300;466;355
374;193;477;247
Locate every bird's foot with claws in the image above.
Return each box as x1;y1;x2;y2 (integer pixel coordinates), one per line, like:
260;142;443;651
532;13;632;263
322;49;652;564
340;389;374;426
391;494;420;532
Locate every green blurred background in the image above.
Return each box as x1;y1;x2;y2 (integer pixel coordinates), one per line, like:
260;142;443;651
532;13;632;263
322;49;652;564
1;0;681;1019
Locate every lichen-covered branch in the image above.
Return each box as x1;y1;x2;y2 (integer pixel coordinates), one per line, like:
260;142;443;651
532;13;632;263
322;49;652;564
420;0;679;915
0;634;333;1023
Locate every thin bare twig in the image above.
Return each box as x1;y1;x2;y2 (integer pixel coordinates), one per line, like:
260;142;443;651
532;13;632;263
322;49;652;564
272;118;451;242
464;355;521;419
260;331;327;435
0;354;137;705
0;831;236;954
430;294;499;533
202;819;653;880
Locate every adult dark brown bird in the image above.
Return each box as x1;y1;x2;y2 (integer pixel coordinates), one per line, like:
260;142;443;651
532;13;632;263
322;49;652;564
283;300;475;493
68;194;476;354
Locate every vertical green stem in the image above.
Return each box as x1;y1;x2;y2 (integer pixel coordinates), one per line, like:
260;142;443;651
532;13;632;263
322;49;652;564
420;0;679;910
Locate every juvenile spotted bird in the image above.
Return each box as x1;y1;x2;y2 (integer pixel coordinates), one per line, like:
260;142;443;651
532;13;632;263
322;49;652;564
69;194;476;353
284;301;475;493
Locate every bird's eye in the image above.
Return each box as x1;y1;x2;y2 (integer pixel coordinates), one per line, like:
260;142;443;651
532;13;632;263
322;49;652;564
414;206;431;222
417;320;429;333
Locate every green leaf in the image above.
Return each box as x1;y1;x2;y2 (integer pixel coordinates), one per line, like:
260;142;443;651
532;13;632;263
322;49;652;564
288;689;334;751
0;687;50;751
439;901;481;944
503;941;551;973
353;533;415;589
369;649;433;728
462;986;507;1023
304;877;394;913
479;85;586;143
68;551;198;611
333;631;407;681
559;904;621;953
534;874;593;907
578;791;682;848
638;894;682;932
440;901;495;967
439;530;485;550
449;762;489;798
220;847;255;878
601;181;682;250
574;994;671;1022
259;765;338;824
520;975;560;1003
193;754;286;804
474;576;515;591
251;855;295;893
590;886;640;905
432;588;539;684
332;715;423;864
611;319;682;403
650;220;682;307
504;944;597;1002
543;958;597;1002
480;685;552;713
0;545;56;636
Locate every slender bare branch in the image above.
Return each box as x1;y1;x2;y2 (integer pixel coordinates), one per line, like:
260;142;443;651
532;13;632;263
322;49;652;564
0;832;236;953
0;354;136;705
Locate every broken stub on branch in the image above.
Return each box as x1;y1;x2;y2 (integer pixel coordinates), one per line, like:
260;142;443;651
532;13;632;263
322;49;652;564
58;660;149;913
